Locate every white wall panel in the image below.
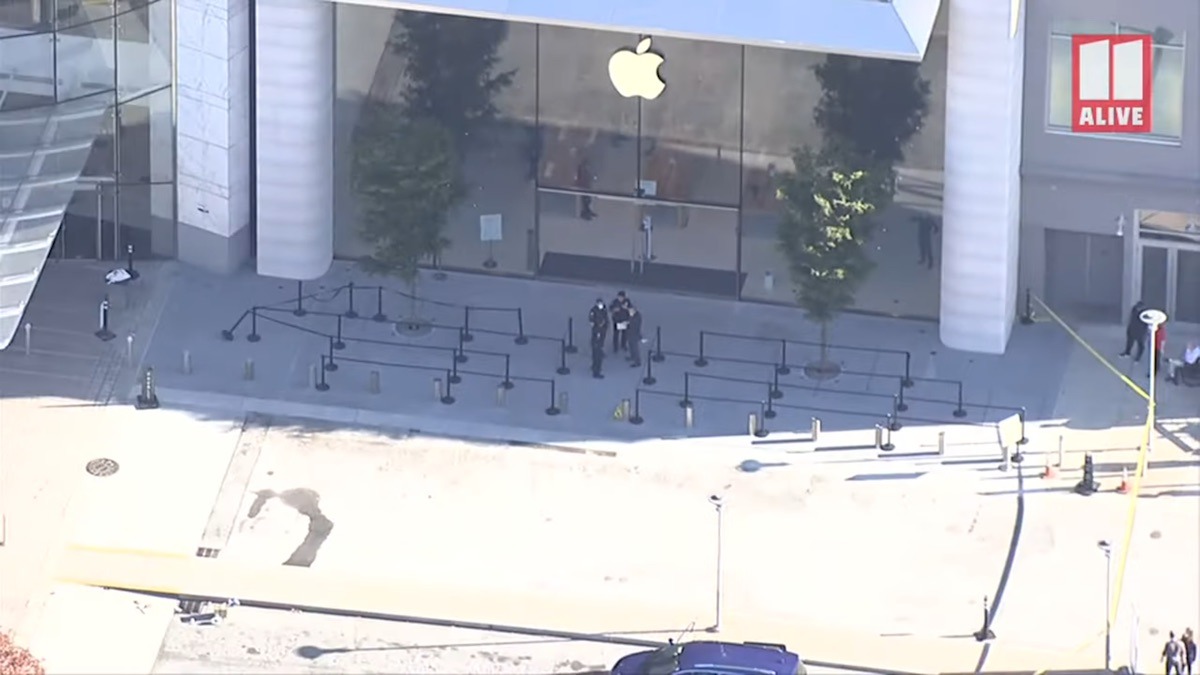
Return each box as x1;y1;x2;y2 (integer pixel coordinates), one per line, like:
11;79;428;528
254;0;334;280
939;0;1025;354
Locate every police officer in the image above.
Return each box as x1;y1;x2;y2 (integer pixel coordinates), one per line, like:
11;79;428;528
588;298;607;332
590;321;607;378
610;291;631;354
626;304;644;367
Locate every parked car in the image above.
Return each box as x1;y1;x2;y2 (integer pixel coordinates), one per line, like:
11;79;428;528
611;640;807;675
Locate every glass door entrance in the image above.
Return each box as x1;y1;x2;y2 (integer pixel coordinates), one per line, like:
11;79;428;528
1139;243;1200;325
52;179;117;260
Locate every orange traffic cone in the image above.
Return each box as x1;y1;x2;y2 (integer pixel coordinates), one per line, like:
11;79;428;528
1042;455;1058;479
1116;467;1130;494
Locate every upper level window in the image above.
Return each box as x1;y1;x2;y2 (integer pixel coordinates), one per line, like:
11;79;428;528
1047;20;1186;141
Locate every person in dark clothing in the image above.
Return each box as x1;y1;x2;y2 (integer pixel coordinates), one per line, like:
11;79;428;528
589;323;606;378
610;291;631;354
626;305;643;367
1181;628;1196;675
916;215;939;269
588;298;607;331
1165;631;1186;675
1120;300;1148;361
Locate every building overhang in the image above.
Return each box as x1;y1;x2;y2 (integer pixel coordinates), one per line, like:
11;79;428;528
329;0;942;61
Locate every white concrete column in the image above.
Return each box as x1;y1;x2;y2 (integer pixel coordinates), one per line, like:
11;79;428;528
939;0;1025;354
174;0;252;272
254;0;334;280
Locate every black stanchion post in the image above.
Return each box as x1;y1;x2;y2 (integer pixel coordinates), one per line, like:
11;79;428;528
546;379;561;415
651;326;664;362
501;355;514;389
889;398;902;430
881;418;895;451
679;373;692;408
316;356;330;391
345;281;358;318
896;378;908;411
763;386;777;419
902;352;914;388
642;357;656;385
373;287;387;322
1021;289;1034;325
294;281;306;317
220;311;244;341
247;308;261;342
125;244;136;276
755;403;769;437
694;332;708;367
325;338;338;371
514;309;528;345
462;306;474;342
556;340;570;375
953;381;968;418
974;596;996;641
776;340;791;375
333;315;346;350
1018;407;1029;445
95;296;115;341
770;369;783;399
629;389;644;425
441;369;456;404
449;353;462;384
564;317;577;354
455;329;469;363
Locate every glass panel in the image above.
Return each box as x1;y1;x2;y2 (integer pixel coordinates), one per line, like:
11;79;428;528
1150;45;1184;139
537;25;639;197
1175;250;1200;324
1140;246;1168;314
117;86;172;182
0;31;55;103
1047;35;1073;128
116;181;173;258
635;36;741;207
1050;19;1115;36
117;0;171;98
0;0;44;28
56;14;116;101
58;183;115;259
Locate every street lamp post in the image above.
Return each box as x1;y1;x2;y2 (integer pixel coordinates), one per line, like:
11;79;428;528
1098;540;1113;672
708;494;724;633
1140;309;1167;455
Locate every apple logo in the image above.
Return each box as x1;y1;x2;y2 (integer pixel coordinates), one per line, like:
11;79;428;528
608;37;666;100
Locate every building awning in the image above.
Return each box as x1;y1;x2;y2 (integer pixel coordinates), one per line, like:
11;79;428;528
333;0;942;61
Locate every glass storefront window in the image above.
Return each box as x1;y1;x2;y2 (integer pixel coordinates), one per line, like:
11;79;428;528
117;0;172;98
1176;250;1200;324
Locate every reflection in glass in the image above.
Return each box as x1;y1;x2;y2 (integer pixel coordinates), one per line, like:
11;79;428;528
1140;246;1169;314
118;86;173;183
117;0;173;98
56;15;116;101
1175;251;1200;324
116;182;175;258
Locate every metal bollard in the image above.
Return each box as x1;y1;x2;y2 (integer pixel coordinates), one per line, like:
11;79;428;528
368;370;381;394
434;377;444;401
23;322;31;356
937;431;946;455
496;383;507;406
684;402;694;429
880;422;894;451
557;391;569;414
182;349;192;375
748;412;760;437
308;364;317;389
1057;434;1065;467
125;334;135;364
135;367;159;410
243;358;255;381
874;425;884;450
811;417;821;442
620;398;631;421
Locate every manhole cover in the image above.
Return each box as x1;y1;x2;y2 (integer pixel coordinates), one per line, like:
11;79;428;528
85;458;120;477
392;318;433;338
803;361;842;380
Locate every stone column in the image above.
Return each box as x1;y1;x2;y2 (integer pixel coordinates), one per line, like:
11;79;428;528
939;0;1025;354
174;0;252;273
254;0;334;280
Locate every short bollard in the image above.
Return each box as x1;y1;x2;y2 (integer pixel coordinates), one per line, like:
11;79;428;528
23;322;31;356
880;422;895;452
1057;434;1065;467
620;398;631;421
496;384;507;406
874;425;884;450
937;431;946;455
182;349;192;375
810;417;821;442
243;358;255;381
135;367;159;410
684;402;695;429
557;390;569;414
308;363;318;389
434;377;444;401
125;334;135;365
748;412;762;438
316;358;330;391
441;371;456;405
368;370;381;394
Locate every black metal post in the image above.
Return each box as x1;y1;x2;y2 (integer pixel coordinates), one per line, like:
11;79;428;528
651;326;664;362
456;329;469;363
1017;407;1029;445
889;398;902;430
373;286;387;322
564;317;578;354
974;596;996;641
333;315;345;350
514;309;529;345
642;356;656;385
441;369;455;404
680;373;692;408
449;353;462;384
246;308;261;342
755;402;769;436
769;369;782;399
293;281;306;317
556;340;570;375
501;355;514;389
546;379;561;415
763;387;776;419
125;244;135;276
629;389;644;425
316;356;330;390
345;281;358;318
776;340;791;375
902;352;914;388
95;297;115;341
462;306;474;342
1021;289;1034;325
881;418;895;451
896;378;908;411
325;338;338;371
953;382;968;418
695;332;709;367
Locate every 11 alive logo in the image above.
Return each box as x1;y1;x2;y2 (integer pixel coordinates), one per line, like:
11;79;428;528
1071;34;1152;133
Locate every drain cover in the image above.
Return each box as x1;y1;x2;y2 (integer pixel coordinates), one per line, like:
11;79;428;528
85;458;120;477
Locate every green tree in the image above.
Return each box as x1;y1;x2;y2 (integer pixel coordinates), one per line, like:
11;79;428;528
392;12;514;145
352;104;464;314
776;147;878;366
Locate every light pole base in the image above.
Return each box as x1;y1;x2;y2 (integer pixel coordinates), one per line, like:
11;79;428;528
705;625;720;634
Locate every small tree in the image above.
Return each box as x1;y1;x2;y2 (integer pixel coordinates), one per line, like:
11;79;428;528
776;147;878;367
352;104;464;316
1;632;45;675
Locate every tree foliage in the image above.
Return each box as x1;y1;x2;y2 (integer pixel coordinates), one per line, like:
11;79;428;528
1;632;45;675
352;104;464;288
776;148;878;352
392;12;514;144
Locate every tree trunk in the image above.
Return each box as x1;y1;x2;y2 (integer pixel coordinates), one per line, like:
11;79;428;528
819;321;830;363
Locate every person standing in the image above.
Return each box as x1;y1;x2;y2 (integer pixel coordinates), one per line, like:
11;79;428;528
626;305;643;368
916;215;939;269
1164;631;1185;675
1152;319;1167;377
610;291;630;354
1120;301;1148;361
1181;628;1196;675
589;321;607;379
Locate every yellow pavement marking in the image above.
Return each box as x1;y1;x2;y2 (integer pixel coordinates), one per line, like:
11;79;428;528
1031;295;1149;401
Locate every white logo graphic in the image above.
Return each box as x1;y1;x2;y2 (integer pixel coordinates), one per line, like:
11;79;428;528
608;37;665;100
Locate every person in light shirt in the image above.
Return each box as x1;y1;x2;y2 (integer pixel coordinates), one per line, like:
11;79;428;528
1167;341;1200;383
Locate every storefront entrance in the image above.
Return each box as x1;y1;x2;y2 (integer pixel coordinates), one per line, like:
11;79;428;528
1135;211;1200;326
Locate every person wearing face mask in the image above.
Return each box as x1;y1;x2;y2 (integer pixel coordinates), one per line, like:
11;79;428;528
610;291;631;354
